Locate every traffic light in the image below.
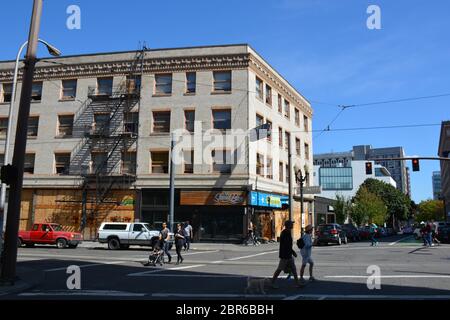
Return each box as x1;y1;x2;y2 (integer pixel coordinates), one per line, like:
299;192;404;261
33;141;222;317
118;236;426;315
412;158;420;171
365;162;372;175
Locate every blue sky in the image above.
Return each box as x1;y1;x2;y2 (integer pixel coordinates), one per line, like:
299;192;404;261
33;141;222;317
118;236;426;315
1;0;449;202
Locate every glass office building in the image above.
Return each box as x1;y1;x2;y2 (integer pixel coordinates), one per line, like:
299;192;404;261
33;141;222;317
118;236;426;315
319;167;353;190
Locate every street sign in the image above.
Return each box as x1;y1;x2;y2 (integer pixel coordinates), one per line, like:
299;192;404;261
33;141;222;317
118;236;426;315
302;186;322;194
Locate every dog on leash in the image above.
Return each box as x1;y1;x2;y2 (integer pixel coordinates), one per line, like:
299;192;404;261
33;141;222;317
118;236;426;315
244;277;270;294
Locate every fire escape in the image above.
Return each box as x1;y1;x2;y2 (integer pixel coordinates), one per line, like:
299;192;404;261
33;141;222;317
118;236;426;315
65;48;146;237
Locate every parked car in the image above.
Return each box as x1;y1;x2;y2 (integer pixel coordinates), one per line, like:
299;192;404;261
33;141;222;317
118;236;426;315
358;226;370;240
315;224;348;245
341;224;361;242
401;226;414;234
436;225;450;243
18;223;83;249
97;222;174;250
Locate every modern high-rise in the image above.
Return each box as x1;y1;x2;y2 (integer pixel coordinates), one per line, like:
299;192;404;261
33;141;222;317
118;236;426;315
438;121;450;221
0;44;313;241
314;145;411;196
432;171;442;200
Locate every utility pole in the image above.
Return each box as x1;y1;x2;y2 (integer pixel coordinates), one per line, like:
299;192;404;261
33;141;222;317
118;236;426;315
168;133;175;232
296;169;308;236
0;0;42;284
287;134;293;223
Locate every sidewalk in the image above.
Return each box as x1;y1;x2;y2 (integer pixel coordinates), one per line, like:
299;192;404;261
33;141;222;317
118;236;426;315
0;265;44;296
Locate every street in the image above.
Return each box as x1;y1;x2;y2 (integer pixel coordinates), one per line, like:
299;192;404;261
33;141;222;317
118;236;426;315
1;235;450;300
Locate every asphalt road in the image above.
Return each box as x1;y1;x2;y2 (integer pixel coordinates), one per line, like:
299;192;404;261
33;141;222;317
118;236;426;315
2;235;450;300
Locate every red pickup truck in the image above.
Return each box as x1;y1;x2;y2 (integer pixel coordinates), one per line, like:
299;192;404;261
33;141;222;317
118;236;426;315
19;223;83;249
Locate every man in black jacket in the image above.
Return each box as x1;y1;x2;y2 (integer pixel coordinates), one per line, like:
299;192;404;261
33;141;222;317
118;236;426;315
271;220;301;288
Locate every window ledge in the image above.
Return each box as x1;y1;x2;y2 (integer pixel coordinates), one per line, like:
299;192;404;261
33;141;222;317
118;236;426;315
55;135;74;139
0;102;11;105
152;93;172;97
27;136;38;140
58;98;76;102
184;92;196;96
150;132;170;136
211;91;232;95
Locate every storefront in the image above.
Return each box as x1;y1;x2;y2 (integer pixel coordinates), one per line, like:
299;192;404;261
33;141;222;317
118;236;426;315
178;190;248;242
248;191;288;241
314;196;336;225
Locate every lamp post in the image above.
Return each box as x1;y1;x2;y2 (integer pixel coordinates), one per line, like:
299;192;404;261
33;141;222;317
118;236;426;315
296;169;309;236
0;39;60;261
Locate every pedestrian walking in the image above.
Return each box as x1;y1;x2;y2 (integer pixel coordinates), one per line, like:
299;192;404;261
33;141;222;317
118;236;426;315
183;221;193;251
175;223;185;265
299;225;315;283
420;222;427;246
271;220;301;289
425;221;433;247
160;222;172;264
431;220;441;246
369;223;379;246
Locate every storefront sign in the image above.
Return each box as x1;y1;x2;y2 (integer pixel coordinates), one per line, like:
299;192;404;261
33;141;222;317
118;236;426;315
249;191;283;208
180;191;247;206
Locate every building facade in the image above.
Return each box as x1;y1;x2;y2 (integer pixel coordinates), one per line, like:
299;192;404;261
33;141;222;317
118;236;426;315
0;44;313;241
432;171;442;200
438;121;450;221
313;160;396;200
314;145;410;195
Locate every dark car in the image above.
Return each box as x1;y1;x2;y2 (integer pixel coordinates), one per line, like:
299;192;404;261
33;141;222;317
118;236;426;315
315;224;348;245
358;226;370;240
342;224;361;242
436;226;450;243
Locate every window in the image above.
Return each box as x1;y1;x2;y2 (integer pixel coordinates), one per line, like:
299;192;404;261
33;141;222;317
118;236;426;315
31;82;42;102
266;157;273;179
153;111;171;133
265;84;272;105
126;75;141;94
256;114;264;127
285;131;290;150
278;127;283;148
124;112;138;135
97;77;113;96
122;152;137;174
183;150;194;174
184;110;195;133
303;115;309;132
255;77;263;100
212;150;232;174
213;71;231;92
0;118;7;139
277;94;282;113
186;72;196;94
284;99;290;119
151;151;169;173
256;153;264;176
154;74;172;95
58;115;74;137
286;164;290;183
319;167;353;190
94;113;110;134
133;224;144;232
295;109;300;126
212;109;231;131
266;120;272;142
279;162;284;182
24;154;35;174
27;116;39;138
1;83;12;103
296;138;301;156
61;79;77;100
55;153;70;174
91;152;107;174
305;143;310;160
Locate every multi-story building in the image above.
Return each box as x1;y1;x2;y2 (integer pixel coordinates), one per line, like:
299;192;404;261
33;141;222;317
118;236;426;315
438;121;450;221
432;171;442;200
0;44;313;241
314;145;410;196
313;160;396;200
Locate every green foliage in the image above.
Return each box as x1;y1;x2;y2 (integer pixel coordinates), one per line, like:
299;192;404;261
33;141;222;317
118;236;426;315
416;199;445;222
352;186;387;226
334;194;352;224
357;178;411;224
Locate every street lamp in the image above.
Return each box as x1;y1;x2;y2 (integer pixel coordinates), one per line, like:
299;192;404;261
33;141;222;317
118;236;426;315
0;39;61;256
295;168;309;236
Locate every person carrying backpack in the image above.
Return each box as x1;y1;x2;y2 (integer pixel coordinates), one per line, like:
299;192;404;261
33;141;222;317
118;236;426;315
369;223;379;246
298;224;315;284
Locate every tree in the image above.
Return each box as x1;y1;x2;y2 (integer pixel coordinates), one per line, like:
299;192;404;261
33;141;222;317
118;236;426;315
416;199;445;222
334;194;352;224
357;178;411;228
352;186;387;226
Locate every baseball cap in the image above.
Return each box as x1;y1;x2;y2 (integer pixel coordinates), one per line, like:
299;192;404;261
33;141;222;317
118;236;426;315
284;220;294;227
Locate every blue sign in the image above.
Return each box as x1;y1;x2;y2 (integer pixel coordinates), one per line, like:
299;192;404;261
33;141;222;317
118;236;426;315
249;191;287;208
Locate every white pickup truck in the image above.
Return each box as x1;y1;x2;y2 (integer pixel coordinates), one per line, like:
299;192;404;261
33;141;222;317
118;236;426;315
97;222;174;250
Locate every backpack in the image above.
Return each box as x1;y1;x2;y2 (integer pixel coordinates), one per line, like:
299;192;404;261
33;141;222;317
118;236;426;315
297;237;305;249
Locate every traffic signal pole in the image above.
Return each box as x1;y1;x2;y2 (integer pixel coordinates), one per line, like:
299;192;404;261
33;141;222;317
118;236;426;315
0;0;43;284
